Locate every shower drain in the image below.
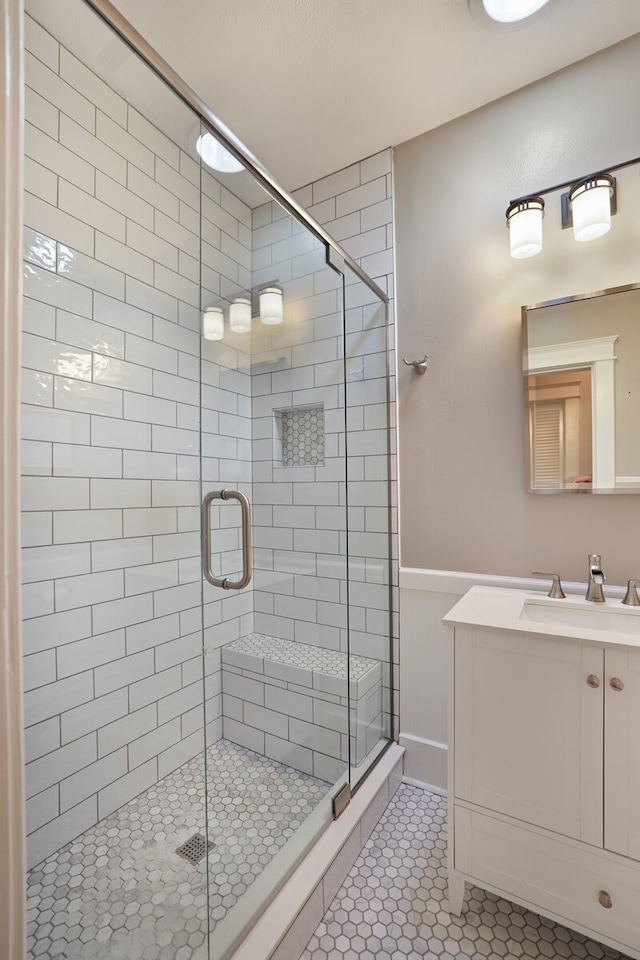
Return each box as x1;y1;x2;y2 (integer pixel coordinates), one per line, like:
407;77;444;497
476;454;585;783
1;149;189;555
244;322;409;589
176;833;210;865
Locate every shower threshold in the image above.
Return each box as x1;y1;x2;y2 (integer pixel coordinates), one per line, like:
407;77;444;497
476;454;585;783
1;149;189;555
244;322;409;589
26;740;329;960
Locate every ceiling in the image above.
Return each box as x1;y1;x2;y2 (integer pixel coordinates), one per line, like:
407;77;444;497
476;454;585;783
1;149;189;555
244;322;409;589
102;0;640;192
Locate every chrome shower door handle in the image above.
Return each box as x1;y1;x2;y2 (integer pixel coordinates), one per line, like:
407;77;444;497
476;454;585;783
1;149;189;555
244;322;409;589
201;489;252;590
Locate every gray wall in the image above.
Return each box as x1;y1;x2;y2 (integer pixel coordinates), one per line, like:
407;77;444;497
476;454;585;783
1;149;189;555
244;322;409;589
394;33;640;586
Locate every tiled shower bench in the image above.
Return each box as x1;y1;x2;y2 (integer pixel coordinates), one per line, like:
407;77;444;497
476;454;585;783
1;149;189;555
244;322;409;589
221;634;383;782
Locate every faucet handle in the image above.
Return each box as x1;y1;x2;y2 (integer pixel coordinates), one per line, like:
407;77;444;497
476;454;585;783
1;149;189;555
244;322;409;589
622;579;640;606
532;572;566;599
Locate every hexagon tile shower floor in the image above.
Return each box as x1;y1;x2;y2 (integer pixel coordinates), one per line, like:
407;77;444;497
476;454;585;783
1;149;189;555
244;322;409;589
25;740;328;960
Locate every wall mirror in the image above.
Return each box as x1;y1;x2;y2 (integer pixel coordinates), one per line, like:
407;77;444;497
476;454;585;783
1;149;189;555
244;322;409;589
523;282;640;494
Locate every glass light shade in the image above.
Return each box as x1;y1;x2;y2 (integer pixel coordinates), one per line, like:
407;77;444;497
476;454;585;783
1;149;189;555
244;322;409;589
202;306;224;341
259;287;284;326
506;198;544;259
196;132;244;173
482;0;551;21
229;298;252;333
569;176;613;242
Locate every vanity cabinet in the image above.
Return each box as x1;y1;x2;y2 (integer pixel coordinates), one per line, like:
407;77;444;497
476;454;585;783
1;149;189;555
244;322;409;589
445;588;640;960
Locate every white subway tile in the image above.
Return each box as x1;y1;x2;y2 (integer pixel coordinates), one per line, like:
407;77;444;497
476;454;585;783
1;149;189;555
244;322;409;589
22;475;89;512
157;731;203;780
128;108;180;169
153;581;200;618
60;114;125;183
61;686;127;744
23;296;55;341
26;796;97;869
125;334;177;375
156;682;201;724
93;291;153;339
26;51;95;133
154;263;199;307
126;276;178;323
59;47;127;125
60;748;128;813
125;560;178;596
96;232;153;286
264;734;313;776
151;424;198;457
54;376;123;418
154;211;198;258
21;369;53;407
92;593;154;635
23;649;56;692
24;86;58;139
26;733;96;799
22;606;91;656
52;443;121;479
98;703;156;757
23;331;91;382
97;111;154;175
21;511;52;548
22;541;90;584
58;180;126;243
155;157;199;210
24;122;95;196
91;415;151;451
24;717;60;764
126;613;179;655
57;311;123;360
90;478;150;509
53;508;122;544
129;665;181;712
91;536;152;573
97;760;157;821
22;405;89;446
122;506;176;538
153;315;200;357
93;354;152;395
23;671;93;726
123;392;176;428
94;649;154;698
24;260;93;316
123;449;176;480
25;15;59;71
128;718;181;770
95;171;154;231
126;220;178;271
127;165;178;219
55;568;123;612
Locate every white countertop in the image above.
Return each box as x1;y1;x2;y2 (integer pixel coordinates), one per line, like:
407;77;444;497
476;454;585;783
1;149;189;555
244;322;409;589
443;584;640;649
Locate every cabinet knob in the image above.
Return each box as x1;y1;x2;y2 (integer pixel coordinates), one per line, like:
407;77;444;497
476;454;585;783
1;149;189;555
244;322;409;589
598;890;613;909
586;674;600;688
609;677;624;692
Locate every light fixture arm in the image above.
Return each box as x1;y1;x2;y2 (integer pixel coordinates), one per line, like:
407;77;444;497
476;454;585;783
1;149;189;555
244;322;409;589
508;155;640;207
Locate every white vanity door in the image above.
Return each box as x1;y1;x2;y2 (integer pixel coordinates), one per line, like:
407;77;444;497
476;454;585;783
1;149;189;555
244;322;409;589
453;628;603;846
604;648;640;862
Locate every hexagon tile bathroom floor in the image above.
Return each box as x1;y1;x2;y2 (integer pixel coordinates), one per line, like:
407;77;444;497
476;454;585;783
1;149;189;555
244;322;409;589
300;784;630;960
26;740;328;960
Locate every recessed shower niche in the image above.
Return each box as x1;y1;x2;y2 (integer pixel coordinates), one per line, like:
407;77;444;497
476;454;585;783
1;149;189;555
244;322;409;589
274;404;326;468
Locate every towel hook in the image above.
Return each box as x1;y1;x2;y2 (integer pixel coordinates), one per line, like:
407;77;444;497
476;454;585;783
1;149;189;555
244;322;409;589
403;355;428;375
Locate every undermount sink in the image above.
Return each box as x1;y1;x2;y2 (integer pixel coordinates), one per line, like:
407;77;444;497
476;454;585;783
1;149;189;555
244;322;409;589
519;598;640;635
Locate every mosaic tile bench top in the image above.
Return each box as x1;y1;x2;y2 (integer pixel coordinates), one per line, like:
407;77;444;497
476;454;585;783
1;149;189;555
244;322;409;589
222;633;381;699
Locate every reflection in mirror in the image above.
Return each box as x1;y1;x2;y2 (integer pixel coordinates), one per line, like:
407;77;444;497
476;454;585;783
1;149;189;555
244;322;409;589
523;283;640;493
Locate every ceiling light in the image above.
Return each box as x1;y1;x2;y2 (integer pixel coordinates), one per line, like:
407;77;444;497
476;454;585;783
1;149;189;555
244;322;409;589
506;197;544;259
196;132;244;173
481;0;552;22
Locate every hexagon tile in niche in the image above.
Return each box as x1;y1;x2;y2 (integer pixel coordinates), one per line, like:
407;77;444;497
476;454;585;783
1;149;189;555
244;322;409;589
25;740;328;960
301;785;629;960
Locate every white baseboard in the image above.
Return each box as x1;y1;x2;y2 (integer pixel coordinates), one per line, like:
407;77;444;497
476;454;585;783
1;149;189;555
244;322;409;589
402;774;448;796
399;733;447;793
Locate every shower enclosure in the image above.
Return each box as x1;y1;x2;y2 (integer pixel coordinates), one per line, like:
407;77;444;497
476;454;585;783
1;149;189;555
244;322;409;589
20;1;393;957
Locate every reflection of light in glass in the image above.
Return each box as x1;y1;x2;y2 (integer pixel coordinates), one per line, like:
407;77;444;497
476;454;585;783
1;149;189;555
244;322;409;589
57;244;75;274
27;233;56;271
482;0;551;21
196;132;244;173
57;353;92;380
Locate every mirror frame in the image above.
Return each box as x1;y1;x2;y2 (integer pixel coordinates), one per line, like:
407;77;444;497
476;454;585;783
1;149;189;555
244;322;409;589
522;281;640;495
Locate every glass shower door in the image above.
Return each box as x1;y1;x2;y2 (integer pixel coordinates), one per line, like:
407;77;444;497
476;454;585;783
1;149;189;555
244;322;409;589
198;167;353;955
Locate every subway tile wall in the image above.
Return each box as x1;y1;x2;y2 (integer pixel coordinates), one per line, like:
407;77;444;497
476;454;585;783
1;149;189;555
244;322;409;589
21;14;253;869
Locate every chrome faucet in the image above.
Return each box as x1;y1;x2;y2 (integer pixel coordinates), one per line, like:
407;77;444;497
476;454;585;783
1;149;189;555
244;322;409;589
586;553;606;602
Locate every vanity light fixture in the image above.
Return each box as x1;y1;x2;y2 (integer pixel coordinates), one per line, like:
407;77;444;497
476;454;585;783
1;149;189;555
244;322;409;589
568;174;614;242
481;0;552;22
229;297;252;333
202;306;224;341
506;197;545;259
259;286;284;326
506;156;640;259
